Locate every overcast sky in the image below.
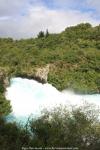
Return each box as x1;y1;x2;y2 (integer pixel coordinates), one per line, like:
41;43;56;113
0;0;100;39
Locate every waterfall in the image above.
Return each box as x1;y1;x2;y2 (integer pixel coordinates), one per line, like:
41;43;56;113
6;78;100;123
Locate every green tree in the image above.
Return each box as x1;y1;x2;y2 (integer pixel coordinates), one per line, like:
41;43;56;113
45;29;49;38
0;94;11;116
30;105;100;149
0;104;100;150
0;118;31;150
37;31;45;38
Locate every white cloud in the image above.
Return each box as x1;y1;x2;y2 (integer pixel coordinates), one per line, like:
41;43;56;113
0;0;100;39
0;0;43;17
0;0;25;17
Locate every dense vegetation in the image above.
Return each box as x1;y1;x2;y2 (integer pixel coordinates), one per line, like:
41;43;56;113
0;69;11;116
0;23;100;149
0;105;100;150
0;23;100;94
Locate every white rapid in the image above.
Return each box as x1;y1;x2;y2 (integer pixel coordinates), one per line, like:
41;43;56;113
6;78;100;122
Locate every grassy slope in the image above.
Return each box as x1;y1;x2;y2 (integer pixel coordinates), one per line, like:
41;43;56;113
0;23;100;94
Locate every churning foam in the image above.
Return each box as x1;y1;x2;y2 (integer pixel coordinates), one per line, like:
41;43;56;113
6;78;100;118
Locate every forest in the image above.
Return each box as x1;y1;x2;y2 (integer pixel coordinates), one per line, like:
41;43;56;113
0;23;100;149
0;23;100;94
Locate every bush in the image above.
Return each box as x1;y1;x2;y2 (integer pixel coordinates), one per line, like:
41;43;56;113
30;104;100;149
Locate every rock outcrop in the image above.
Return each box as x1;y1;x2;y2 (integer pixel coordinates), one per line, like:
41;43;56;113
0;64;51;93
35;64;50;83
15;64;51;84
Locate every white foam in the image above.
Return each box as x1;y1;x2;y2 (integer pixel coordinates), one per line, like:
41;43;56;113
6;78;100;118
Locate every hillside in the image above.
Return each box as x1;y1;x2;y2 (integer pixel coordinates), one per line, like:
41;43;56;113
0;23;100;96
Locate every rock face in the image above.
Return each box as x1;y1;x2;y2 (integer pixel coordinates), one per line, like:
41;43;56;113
35;64;50;83
16;64;50;84
0;64;51;92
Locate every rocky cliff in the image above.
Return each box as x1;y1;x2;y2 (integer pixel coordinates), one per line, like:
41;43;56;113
0;64;51;95
35;64;50;83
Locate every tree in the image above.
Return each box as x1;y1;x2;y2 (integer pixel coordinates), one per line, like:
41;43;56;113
45;29;49;38
0;118;31;150
30;105;100;149
37;31;45;38
0;94;11;116
0;104;100;149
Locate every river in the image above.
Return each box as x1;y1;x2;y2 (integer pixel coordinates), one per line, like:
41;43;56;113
5;77;100;123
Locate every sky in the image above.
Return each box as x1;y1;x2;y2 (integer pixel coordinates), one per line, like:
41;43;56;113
0;0;100;39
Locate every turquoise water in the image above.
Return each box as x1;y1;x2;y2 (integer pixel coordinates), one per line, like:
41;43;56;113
6;78;100;123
